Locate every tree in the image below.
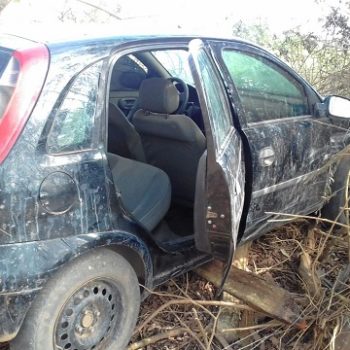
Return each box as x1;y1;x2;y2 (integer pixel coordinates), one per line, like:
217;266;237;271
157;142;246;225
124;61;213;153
57;0;122;23
324;0;350;46
231;1;350;97
0;0;11;13
273;30;350;96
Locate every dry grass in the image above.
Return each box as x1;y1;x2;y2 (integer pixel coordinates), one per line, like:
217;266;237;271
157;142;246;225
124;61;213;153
0;219;348;350
0;205;349;350
129;217;350;350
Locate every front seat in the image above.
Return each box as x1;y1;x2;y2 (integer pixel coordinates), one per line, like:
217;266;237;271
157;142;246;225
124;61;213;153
133;78;206;205
107;153;171;232
108;103;146;162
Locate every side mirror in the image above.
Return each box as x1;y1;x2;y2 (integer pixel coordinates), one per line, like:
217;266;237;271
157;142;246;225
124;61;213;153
326;96;350;119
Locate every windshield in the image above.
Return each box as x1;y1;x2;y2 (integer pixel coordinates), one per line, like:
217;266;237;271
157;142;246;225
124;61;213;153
152;49;194;85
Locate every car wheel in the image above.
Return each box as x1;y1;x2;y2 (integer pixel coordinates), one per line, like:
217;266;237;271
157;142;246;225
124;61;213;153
322;157;350;225
11;248;140;350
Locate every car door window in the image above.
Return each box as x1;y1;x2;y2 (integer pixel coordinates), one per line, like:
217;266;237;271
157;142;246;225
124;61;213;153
47;61;102;154
194;50;233;150
222;50;309;123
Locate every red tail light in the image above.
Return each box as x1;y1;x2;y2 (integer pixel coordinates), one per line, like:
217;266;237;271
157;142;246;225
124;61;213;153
0;44;49;164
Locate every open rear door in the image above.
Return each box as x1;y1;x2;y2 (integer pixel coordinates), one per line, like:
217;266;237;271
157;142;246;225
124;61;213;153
190;39;245;268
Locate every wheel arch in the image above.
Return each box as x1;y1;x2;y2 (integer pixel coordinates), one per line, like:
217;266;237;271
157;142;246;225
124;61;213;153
106;244;147;286
61;230;154;291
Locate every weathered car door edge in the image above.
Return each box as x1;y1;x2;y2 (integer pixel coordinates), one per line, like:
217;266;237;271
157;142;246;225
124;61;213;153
188;39;246;278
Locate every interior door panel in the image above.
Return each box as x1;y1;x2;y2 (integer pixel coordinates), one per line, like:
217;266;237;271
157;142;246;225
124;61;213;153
189;39;245;261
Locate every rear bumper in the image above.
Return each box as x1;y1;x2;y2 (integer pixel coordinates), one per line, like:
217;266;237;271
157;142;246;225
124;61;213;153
0;237;67;342
0;289;40;342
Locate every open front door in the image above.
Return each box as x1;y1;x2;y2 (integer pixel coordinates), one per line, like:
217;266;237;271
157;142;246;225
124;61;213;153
190;39;245;265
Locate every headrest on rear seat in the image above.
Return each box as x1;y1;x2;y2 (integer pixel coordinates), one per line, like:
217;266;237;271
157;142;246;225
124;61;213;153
138;78;179;114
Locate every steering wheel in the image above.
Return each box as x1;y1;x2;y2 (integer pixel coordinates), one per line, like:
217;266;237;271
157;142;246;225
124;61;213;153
168;77;189;114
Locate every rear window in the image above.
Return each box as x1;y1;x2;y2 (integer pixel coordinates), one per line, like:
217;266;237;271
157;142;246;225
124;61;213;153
0;48;19;119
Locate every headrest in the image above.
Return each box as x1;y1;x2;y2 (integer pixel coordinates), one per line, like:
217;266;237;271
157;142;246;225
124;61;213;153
110;69;146;91
138;78;179;114
119;71;145;90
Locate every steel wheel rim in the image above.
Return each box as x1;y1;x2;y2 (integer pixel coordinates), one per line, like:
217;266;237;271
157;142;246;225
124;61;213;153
54;278;122;350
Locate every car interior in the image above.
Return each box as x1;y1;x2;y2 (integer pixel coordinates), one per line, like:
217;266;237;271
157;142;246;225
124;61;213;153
106;49;207;248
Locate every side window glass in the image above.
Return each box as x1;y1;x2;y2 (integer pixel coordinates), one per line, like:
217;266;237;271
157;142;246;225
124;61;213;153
47;61;102;153
194;50;233;149
222;50;309;123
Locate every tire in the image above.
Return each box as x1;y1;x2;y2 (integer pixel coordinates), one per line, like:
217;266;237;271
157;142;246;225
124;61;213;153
11;248;140;350
322;157;350;225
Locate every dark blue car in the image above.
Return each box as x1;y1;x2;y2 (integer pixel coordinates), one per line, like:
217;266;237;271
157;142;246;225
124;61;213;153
0;31;349;350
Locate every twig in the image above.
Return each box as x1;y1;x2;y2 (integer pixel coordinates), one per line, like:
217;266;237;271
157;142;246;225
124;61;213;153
74;0;122;20
207;307;222;349
221;320;283;333
267;212;350;229
128;328;187;350
171;310;207;350
345;170;350;263
135;299;252;334
329;319;340;350
170;279;217;319
192;307;209;348
142;283;217;319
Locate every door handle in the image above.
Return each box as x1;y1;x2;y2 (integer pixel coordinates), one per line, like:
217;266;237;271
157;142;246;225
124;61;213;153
259;147;275;167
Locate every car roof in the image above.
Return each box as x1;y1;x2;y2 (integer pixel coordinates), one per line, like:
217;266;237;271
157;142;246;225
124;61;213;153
1;23;258;49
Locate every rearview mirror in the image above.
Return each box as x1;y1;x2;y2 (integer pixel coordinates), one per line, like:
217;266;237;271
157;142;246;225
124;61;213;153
326;96;350;119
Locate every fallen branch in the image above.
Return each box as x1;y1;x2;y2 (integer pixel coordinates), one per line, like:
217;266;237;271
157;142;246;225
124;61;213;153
298;230;321;299
196;261;307;330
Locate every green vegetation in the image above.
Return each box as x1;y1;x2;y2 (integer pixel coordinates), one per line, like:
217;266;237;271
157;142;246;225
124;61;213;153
231;1;350;97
